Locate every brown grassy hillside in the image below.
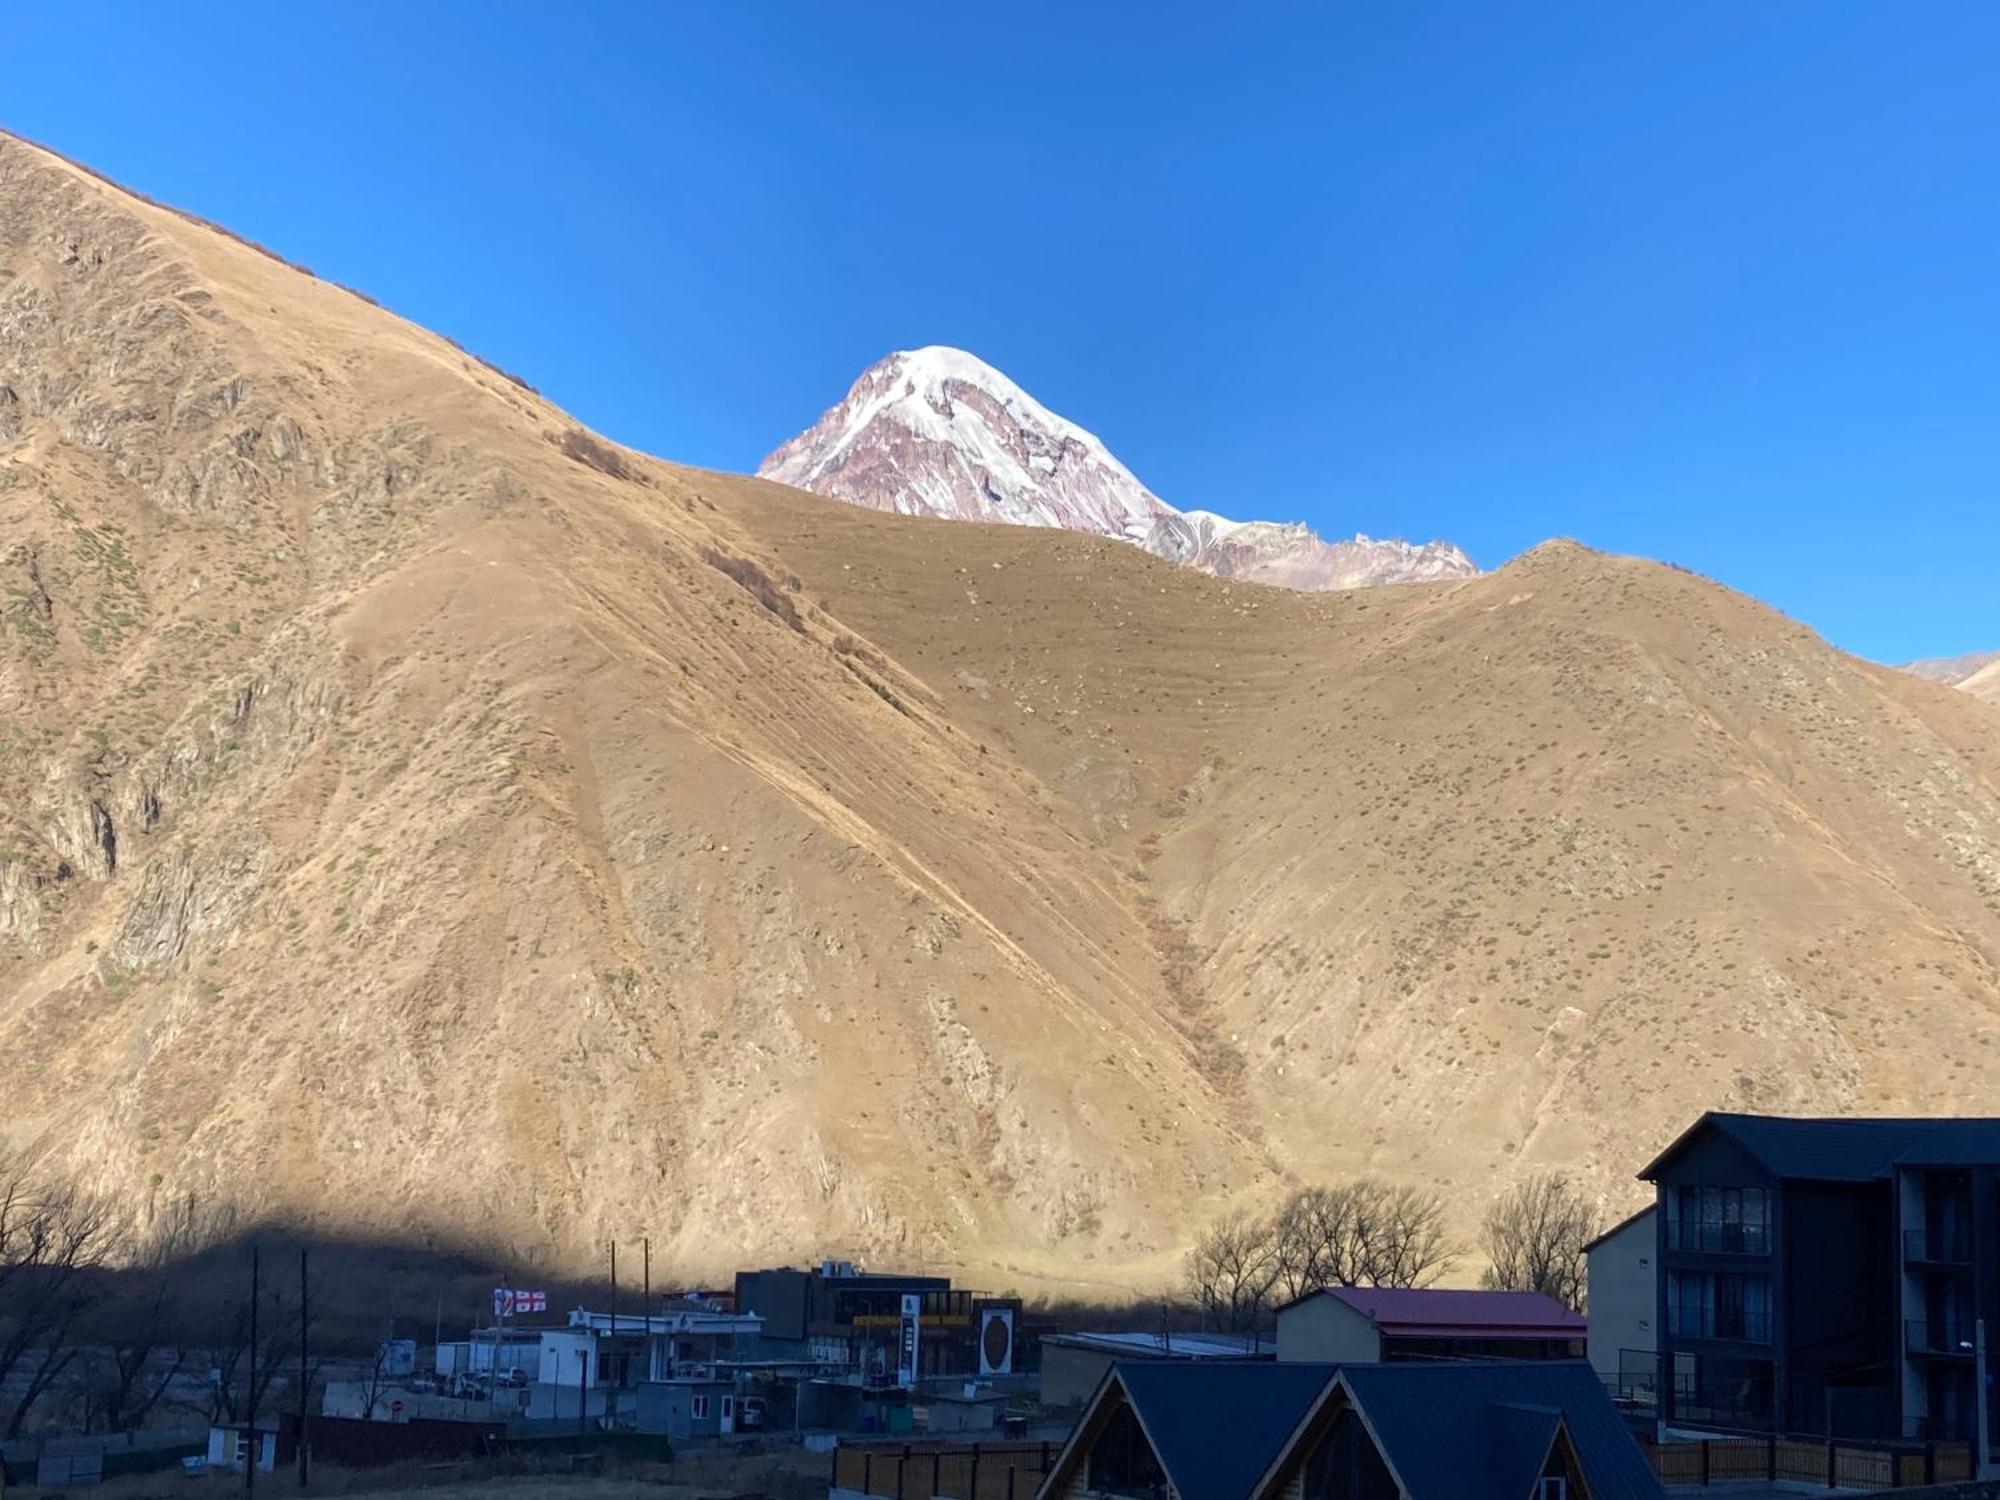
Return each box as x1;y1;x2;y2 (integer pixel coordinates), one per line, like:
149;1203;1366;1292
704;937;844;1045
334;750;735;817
3;132;1998;1293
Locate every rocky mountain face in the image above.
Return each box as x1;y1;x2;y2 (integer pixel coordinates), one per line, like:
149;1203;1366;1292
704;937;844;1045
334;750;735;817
5;134;2000;1292
758;347;1478;591
1905;649;2000;705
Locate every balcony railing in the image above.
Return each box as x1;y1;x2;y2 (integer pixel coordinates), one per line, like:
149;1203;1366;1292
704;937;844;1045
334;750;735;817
1904;1227;1973;1265
1906;1319;1977;1357
1906;1412;1976;1443
1666;1219;1772;1255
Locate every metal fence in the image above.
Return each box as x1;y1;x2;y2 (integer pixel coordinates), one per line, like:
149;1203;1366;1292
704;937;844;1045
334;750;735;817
831;1440;1054;1500
1643;1436;1973;1490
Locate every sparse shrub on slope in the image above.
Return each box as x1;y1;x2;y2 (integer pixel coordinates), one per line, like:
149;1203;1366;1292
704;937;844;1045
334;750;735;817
700;545;805;633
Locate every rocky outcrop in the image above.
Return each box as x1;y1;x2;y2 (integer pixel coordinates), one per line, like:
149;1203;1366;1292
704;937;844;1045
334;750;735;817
113;824;267;967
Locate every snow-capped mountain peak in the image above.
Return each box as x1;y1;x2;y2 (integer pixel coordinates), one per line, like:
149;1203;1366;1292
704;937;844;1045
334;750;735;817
757;347;1477;592
759;346;1171;541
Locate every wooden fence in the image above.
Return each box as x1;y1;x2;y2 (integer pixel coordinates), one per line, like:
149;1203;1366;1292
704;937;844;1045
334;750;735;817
1644;1435;1973;1489
831;1440;1055;1500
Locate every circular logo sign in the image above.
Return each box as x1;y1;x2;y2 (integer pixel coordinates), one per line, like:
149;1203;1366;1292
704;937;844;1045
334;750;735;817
981;1312;1012;1370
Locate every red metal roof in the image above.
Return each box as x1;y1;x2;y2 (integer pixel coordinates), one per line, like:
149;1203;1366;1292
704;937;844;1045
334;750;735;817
1316;1286;1585;1338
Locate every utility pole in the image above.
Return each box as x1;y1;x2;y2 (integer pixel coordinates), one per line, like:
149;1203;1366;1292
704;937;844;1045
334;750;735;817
1978;1319;1994;1480
642;1239;651;1381
245;1244;260;1498
608;1240;618;1431
576;1349;588;1437
297;1249;310;1489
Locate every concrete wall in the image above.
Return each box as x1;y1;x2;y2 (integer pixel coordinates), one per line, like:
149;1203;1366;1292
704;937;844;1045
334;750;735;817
1586;1206;1657;1381
537;1330;595;1389
1276;1295;1381;1364
523;1380;612;1423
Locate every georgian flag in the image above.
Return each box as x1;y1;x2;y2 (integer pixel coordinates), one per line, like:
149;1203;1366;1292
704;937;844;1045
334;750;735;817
493;1289;548;1316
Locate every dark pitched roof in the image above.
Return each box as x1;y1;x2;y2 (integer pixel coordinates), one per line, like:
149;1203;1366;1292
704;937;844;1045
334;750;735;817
1081;1360;1660;1500
1483;1402;1564;1497
1582;1203;1655;1254
1638;1112;2000;1183
1298;1286;1585;1338
1338;1361;1663;1500
1113;1360;1331;1500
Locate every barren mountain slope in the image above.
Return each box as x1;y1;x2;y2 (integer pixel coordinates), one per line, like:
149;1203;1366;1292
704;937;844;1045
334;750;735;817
0;134;1250;1291
1964;658;2000;705
4;134;2000;1294
727;500;2000;1223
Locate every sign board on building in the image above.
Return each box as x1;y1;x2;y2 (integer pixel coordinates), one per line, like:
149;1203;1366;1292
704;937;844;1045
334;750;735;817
898;1293;921;1389
978;1307;1015;1375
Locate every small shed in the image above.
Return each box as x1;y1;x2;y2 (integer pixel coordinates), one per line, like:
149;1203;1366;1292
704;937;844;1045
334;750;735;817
206;1417;295;1473
633;1378;737;1438
916;1387;1007;1432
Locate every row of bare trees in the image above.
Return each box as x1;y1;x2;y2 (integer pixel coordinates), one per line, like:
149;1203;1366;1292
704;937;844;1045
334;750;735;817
1478;1171;1600;1314
0;1150;319;1435
1182;1179;1455;1332
1184;1173;1604;1331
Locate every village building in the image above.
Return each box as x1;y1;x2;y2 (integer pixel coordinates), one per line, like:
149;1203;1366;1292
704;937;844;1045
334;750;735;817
734;1260;1021;1384
1639;1111;2000;1449
1583;1205;1659;1406
1275;1287;1585;1364
1039;1358;1662;1499
1039;1330;1270;1410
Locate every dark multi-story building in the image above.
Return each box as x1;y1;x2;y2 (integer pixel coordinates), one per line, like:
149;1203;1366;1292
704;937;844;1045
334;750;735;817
1639;1112;2000;1447
733;1260;1021;1383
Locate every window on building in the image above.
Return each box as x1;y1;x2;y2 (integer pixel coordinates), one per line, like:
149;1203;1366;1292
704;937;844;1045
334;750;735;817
1087;1404;1169;1499
1671;1187;1771;1252
692;1395;710;1419
1667;1270;1772;1341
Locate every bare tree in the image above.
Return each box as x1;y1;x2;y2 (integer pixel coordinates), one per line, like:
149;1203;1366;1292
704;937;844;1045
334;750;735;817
357;1339;394;1421
0;1155;108;1436
1271;1180;1456;1294
1182;1211;1279;1333
84;1196;238;1431
1273;1185;1359;1300
197;1247;314;1425
1480;1173;1598;1313
1358;1183;1455;1289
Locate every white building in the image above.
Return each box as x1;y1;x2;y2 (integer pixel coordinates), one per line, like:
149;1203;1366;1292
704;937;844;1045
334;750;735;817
1584;1204;1657;1392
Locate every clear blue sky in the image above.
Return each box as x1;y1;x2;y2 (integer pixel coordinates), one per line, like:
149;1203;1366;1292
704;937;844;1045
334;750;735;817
5;4;1995;662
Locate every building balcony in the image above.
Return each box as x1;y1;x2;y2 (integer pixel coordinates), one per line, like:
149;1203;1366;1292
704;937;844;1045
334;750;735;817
1668;1385;1776;1434
1666;1220;1772;1255
1666;1316;1773;1346
1903;1227;1974;1266
1905;1412;1976;1443
1905;1319;1978;1358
